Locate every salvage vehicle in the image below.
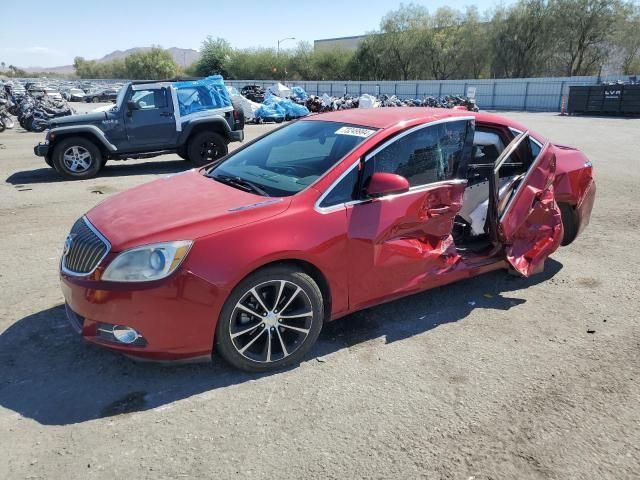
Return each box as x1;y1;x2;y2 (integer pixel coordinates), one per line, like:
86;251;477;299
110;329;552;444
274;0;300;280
83;88;119;103
34;76;245;179
59;108;595;371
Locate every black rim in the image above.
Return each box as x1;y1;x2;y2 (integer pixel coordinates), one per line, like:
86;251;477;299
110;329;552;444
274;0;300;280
229;280;314;364
199;140;221;162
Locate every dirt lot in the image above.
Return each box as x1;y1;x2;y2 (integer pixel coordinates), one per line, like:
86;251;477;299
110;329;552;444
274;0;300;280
0;104;638;479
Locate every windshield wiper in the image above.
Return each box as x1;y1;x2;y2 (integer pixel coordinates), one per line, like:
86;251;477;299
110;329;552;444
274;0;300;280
211;175;270;197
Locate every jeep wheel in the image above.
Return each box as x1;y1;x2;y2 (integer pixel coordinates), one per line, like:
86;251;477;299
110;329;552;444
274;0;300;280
52;137;102;180
187;131;228;167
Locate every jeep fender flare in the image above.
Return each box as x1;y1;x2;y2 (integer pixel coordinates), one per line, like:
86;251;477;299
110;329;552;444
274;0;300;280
178;117;231;146
47;125;118;152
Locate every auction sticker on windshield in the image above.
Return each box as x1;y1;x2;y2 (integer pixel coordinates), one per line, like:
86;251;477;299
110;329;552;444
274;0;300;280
335;126;376;138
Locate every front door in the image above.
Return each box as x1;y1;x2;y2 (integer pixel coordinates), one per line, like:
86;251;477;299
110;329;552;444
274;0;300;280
347;118;474;308
124;87;178;149
492;133;563;277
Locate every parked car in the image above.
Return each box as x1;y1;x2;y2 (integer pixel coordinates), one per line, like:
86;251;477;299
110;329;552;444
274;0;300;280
34;77;245;179
63;88;86;102
84;88;119;103
58;108;595;371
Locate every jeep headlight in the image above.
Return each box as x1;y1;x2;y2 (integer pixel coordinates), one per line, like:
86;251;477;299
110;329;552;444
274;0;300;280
102;241;193;282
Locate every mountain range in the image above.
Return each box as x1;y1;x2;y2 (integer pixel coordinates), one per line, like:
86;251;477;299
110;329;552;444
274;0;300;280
23;47;200;74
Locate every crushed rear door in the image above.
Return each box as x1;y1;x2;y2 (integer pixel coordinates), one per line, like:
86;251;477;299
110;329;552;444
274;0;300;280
490;132;563;277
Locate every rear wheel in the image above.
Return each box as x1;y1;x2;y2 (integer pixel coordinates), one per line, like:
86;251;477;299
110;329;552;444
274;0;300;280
215;266;324;372
187;131;228;167
559;203;578;246
52;137;102;180
92;97;100;103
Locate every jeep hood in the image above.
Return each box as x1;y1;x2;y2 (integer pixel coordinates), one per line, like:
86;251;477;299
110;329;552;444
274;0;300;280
86;170;290;251
50;112;107;128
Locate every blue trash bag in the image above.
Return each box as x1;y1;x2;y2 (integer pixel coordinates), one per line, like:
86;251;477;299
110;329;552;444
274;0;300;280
255;103;286;121
291;86;308;100
262;92;309;119
174;75;232;117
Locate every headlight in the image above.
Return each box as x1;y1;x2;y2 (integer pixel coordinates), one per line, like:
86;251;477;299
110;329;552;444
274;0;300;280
102;241;193;282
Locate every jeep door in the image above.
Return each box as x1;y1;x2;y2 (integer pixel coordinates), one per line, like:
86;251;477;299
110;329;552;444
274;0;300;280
124;87;178;149
345;118;473;309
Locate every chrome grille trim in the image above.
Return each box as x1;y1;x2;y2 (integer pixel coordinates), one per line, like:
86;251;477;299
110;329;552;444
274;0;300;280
61;217;111;277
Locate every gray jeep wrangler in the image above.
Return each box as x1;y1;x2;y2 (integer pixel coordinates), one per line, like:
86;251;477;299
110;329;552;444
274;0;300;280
34;77;244;180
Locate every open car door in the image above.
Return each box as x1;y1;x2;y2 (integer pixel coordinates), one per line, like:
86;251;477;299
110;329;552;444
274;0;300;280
488;132;563;277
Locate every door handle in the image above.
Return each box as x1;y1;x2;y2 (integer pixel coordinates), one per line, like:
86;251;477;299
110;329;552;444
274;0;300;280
427;206;452;216
160;112;172;117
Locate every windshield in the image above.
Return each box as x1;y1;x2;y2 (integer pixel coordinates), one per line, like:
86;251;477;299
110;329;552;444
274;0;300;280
206;121;377;197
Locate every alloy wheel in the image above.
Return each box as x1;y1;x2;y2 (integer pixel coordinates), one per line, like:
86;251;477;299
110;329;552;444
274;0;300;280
199;141;219;162
229;280;314;364
62;146;92;173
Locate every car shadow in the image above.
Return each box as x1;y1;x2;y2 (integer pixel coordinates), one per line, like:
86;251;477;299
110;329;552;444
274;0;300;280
5;159;189;185
0;259;562;425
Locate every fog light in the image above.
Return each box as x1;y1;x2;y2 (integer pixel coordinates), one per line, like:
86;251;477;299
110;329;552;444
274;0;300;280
112;325;140;344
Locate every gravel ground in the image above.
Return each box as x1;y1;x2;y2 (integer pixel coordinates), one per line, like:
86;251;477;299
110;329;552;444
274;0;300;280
0;104;638;479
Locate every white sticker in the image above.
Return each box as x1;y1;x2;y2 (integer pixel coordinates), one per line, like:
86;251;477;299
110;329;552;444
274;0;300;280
335;126;376;138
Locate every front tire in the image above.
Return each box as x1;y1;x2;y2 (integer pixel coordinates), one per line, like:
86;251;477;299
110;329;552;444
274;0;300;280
215;266;324;372
187;131;228;167
52;137;102;180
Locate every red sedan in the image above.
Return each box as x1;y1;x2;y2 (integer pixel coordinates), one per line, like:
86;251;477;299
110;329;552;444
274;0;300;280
60;108;595;371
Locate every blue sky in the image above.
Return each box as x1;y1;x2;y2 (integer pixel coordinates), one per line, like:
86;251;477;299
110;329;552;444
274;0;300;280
0;0;512;68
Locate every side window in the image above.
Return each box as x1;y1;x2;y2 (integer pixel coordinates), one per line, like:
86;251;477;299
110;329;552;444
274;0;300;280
319;165;359;207
130;89;167;109
366;120;472;188
529;138;542;160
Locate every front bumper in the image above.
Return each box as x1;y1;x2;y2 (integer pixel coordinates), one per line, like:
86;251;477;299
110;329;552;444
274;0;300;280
60;269;226;361
34;142;49;157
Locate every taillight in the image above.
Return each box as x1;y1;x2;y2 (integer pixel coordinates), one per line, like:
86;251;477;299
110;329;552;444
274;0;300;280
233;110;239;121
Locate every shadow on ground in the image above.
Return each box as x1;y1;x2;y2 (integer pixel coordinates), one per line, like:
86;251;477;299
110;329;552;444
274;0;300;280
5;158;189;185
0;260;562;425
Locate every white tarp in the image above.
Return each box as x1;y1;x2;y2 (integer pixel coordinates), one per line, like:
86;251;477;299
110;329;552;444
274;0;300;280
358;94;380;109
268;82;292;98
238;95;261;121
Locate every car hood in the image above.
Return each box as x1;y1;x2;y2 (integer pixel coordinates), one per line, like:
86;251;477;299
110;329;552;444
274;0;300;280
86;170;291;251
50;112;107;128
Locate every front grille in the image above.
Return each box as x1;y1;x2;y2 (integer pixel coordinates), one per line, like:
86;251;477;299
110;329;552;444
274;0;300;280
61;217;110;275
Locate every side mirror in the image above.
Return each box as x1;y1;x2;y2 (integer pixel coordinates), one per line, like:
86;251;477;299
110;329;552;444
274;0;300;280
365;172;410;198
127;101;139;111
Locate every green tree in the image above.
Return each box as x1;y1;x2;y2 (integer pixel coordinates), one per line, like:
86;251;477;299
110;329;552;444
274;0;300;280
611;3;640;74
457;7;491;79
194;37;233;77
549;0;624;76
379;3;430;80
124;47;179;79
489;0;554;78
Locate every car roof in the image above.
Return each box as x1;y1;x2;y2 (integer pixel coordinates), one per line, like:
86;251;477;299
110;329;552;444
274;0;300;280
302;107;517;130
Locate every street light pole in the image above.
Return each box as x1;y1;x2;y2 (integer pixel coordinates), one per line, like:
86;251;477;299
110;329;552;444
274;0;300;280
276;37;295;83
277;37;296;56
